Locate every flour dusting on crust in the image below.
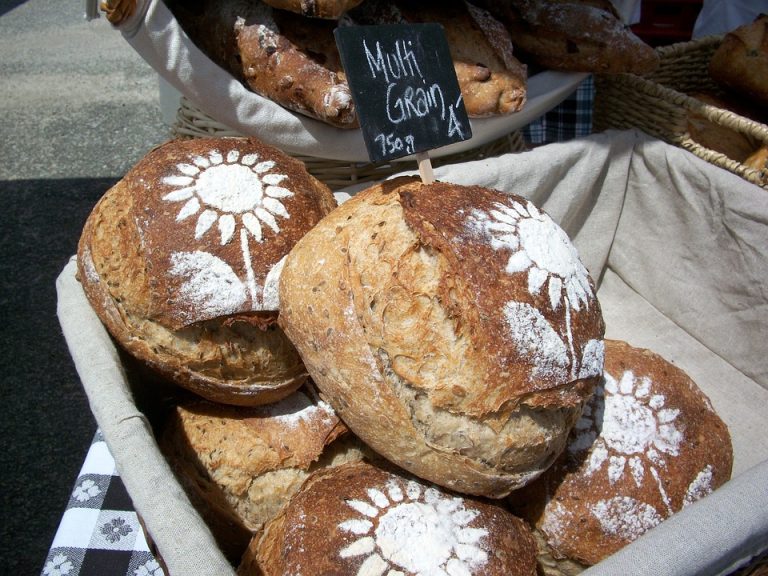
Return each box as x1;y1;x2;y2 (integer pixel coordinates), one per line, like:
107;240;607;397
337;473;489;575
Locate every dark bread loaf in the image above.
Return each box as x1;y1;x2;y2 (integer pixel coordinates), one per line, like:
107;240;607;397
709;14;768;107
509;340;733;570
77;137;336;406
159;385;365;562
278;177;605;498
473;0;659;74
239;460;538;576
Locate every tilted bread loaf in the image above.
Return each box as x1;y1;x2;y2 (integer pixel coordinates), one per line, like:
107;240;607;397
278;177;605;498
239;460;539;576
509;340;733;572
160;384;366;562
77;137;336;406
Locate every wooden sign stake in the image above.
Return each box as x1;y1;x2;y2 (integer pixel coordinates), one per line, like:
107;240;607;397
416;152;435;184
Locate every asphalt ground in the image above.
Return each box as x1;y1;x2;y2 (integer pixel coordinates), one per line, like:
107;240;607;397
0;1;170;572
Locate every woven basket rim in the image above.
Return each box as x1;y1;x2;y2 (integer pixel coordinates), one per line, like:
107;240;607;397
594;34;768;189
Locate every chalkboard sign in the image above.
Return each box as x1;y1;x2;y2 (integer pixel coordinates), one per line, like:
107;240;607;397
335;23;472;163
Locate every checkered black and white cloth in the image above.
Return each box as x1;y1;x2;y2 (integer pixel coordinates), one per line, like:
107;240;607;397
523;75;595;146
42;431;164;576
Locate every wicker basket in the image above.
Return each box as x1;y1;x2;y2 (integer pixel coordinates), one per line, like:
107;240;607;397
171;96;529;191
593;35;768;190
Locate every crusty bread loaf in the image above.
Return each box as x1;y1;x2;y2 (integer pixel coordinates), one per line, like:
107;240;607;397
259;0;362;19
346;0;528;117
709;14;768;107
278;177;605;498
473;0;659;74
159;385;366;562
239;460;538;576
509;339;733;570
166;0;357;128
77;137;336;406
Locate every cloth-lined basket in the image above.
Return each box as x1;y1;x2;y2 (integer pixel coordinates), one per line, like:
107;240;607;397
593;35;768;190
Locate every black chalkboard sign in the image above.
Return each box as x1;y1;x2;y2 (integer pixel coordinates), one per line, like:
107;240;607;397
335;23;472;163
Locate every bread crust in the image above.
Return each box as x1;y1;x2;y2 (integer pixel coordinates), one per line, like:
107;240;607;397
278;177;604;497
241;460;538;576
159;385;363;562
509;340;734;567
259;0;363;19
77;137;336;405
709;14;768;107
473;0;659;74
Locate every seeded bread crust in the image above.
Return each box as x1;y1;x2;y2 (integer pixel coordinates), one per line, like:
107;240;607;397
509;340;734;567
159;386;365;562
76;137;336;405
239;460;538;576
278;177;605;498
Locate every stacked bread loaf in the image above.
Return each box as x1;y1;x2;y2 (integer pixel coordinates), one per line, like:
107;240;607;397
75;129;734;573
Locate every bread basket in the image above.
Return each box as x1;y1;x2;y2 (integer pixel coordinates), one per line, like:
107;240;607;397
593;35;768;190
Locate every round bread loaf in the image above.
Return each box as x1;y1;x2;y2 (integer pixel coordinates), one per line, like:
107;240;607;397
77;137;336;405
239;460;538;576
508;339;734;571
278;177;605;498
159;384;366;562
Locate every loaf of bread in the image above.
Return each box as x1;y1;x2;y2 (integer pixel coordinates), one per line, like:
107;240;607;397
159;385;366;562
509;340;733;571
709;14;768;107
166;0;357;128
346;0;528;117
239;460;538;576
77;137;336;406
260;0;362;19
472;0;659;74
278;177;605;498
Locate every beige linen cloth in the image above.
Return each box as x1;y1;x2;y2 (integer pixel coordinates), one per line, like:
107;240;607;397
57;130;768;575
